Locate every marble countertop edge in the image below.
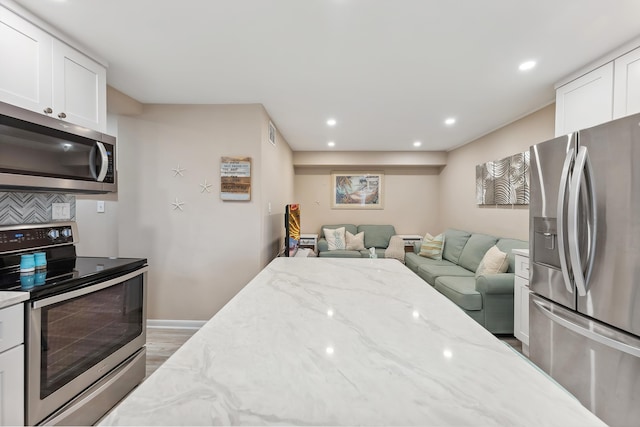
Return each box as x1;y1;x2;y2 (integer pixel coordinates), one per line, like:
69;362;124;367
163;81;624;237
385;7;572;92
0;291;29;309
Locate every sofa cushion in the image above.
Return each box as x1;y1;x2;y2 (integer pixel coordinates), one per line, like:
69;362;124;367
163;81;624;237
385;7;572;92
320;224;357;238
358;225;396;248
419;233;444;260
457;233;498;272
442;229;472;264
476;245;509;276
404;253;453;274
323;227;346;250
417;264;474;286
384;235;405;263
318;250;362;258
346;231;365;250
495;238;528;273
434;276;482;311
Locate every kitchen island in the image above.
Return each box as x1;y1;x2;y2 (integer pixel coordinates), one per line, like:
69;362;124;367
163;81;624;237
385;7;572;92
101;258;604;426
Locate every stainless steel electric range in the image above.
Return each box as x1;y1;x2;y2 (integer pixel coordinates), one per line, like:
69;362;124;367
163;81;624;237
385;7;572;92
0;222;148;426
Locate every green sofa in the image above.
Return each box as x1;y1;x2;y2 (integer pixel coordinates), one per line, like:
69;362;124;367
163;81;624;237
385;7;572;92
317;224;396;258
405;228;527;334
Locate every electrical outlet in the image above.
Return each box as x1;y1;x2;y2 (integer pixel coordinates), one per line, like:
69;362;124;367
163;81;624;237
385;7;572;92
52;203;71;220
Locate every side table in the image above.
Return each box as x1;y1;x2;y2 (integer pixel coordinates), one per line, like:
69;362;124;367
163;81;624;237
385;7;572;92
299;233;318;252
397;234;423;253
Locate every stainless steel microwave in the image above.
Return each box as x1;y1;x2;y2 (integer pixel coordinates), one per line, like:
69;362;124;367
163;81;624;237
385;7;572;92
0;101;116;193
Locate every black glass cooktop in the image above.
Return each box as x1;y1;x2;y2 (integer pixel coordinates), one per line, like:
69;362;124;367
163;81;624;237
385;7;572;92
0;222;147;300
0;256;147;299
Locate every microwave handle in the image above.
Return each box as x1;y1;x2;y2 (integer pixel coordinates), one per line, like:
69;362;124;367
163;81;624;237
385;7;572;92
89;142;109;182
96;142;109;182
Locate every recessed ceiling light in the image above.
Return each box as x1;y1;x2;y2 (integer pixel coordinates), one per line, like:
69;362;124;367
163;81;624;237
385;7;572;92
327;141;335;147
445;118;456;126
327;118;337;126
413;141;422;147
519;60;536;71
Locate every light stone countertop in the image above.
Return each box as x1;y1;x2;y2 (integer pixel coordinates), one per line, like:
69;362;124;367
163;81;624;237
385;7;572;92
101;258;604;426
0;291;29;309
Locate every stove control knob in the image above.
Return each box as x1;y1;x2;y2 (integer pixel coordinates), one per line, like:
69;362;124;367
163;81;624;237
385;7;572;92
61;228;72;238
48;229;60;240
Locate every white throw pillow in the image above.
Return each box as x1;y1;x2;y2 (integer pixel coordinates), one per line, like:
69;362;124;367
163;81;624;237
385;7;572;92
476;245;509;276
419;233;444;260
324;227;346;251
384;235;406;264
346;231;365;250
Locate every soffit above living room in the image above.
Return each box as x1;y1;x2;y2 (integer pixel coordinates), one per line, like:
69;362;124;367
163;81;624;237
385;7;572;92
292;151;446;169
8;0;640;152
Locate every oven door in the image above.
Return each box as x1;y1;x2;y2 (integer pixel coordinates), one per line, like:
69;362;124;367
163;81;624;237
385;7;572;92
27;267;147;426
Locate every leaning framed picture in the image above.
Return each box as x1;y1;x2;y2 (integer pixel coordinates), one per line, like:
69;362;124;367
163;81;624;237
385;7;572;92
331;172;384;209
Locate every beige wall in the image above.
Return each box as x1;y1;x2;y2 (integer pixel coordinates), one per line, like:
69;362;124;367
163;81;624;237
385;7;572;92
75;109;120;257
74;98;552;321
259;111;294;263
438;104;555;240
76;104;293;321
294;166;441;236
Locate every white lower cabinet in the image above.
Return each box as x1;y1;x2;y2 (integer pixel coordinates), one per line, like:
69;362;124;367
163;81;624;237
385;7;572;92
514;276;530;352
0;344;24;426
513;252;530;356
0;303;24;426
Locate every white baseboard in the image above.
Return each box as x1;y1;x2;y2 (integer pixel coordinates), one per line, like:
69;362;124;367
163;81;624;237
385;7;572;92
147;319;206;330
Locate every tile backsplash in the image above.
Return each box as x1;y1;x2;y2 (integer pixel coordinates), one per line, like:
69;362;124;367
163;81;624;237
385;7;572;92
0;192;76;225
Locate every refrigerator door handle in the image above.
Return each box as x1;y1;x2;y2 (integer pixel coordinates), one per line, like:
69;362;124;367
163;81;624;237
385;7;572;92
533;298;640;358
556;147;574;294
568;146;597;296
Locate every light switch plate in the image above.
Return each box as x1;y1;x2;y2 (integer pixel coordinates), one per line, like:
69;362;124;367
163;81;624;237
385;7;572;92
52;203;71;220
97;201;105;213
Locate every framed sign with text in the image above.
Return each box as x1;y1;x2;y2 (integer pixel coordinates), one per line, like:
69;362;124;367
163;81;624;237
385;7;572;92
220;157;251;201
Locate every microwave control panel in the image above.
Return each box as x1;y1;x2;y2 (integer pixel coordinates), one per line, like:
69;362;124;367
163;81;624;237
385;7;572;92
105;145;115;183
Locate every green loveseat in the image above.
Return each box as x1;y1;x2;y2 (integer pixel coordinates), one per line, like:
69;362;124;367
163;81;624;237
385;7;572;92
317;224;396;258
405;228;527;334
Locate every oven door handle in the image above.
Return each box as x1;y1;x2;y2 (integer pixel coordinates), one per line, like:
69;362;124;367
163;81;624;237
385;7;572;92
32;266;148;309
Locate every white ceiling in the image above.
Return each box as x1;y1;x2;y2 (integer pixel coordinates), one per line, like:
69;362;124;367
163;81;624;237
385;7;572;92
10;0;640;152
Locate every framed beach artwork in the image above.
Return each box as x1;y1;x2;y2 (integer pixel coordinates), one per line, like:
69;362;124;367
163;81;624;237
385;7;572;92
331;172;384;209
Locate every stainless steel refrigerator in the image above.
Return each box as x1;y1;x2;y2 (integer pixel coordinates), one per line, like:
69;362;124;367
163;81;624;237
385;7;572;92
529;112;640;427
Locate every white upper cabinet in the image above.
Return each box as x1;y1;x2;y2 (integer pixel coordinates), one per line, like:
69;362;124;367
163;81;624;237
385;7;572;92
52;40;107;132
0;6;52;113
555;43;640;137
555;63;614;136
613;46;640;119
0;5;106;132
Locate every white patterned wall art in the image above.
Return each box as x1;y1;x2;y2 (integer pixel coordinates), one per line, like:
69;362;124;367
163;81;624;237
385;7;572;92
476;151;529;205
